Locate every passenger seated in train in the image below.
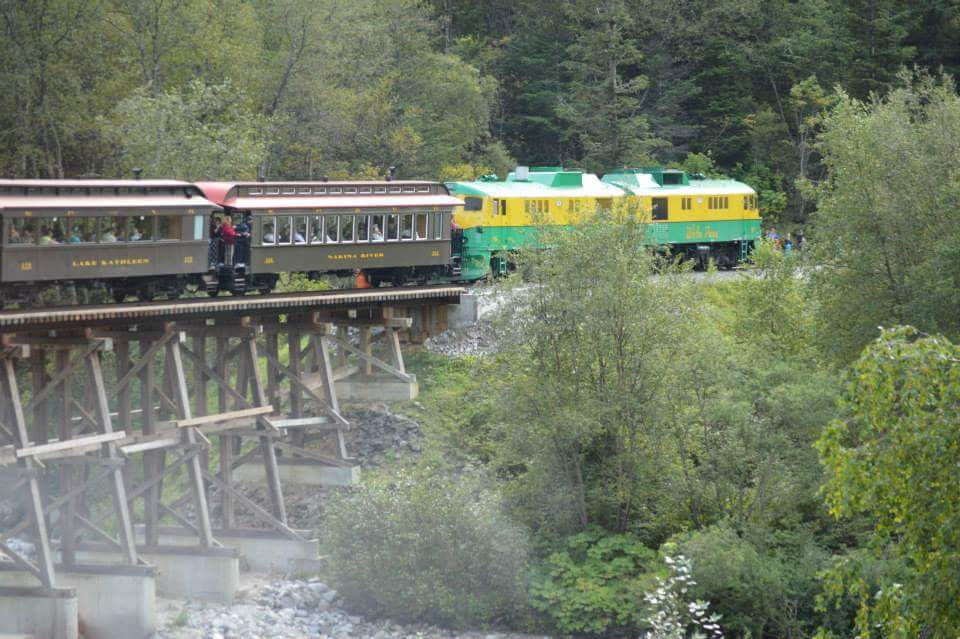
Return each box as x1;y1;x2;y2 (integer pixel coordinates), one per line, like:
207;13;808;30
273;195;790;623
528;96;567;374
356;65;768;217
262;222;275;243
371;224;383;240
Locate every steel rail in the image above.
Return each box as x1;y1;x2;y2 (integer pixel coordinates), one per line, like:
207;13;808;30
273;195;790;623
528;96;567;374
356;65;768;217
0;285;465;328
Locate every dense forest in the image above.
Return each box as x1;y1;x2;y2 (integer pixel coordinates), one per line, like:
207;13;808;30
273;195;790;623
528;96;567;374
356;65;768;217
3;0;960;227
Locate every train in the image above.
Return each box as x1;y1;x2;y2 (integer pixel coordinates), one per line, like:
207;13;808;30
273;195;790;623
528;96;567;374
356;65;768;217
445;166;761;279
0;167;760;304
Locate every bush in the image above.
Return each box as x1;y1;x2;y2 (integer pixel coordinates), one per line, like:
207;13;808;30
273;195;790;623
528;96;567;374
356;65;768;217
322;466;530;629
529;527;658;636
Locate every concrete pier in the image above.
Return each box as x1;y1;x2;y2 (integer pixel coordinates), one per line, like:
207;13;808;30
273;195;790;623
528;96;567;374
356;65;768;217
233;458;360;487
336;376;419;401
0;569;77;639
145;527;321;574
56;564;156;639
75;546;239;604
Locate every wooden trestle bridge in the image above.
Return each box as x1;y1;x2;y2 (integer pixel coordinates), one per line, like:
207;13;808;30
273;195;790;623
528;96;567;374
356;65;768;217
0;285;463;638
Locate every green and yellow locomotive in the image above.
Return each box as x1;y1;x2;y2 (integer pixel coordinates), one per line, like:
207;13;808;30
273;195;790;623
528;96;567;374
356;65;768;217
446;166;761;279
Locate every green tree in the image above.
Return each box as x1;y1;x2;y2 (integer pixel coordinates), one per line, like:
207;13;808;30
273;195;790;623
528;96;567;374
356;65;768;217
810;72;960;361
559;0;658;170
817;327;960;637
101;79;269;180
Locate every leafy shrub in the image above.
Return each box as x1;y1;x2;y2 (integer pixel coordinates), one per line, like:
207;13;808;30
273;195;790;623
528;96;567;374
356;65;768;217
322;466;530;629
529;527;657;635
642;555;723;639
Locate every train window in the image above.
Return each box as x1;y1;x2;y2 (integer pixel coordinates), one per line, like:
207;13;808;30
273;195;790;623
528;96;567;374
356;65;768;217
433;213;443;239
324;215;339;242
266;187;280;195
329;187;341;195
417;185;430;193
387;214;399;240
651;198;668;221
277;217;292;244
283;187;296;195
374;186;387;194
8;218;36;244
492;199;500;216
400;214;413;240
415;214;427;239
294;216;308;244
359;186;372;194
298;187;311;195
340;216;354;243
192;215;204;240
371;214;385;241
99;217;122;242
156;216;180;241
344;187;357;194
262;217;277;244
38;218;65;244
403;186;416;193
464;197;483;211
66;218;96;243
357;215;369;242
309;215;323;243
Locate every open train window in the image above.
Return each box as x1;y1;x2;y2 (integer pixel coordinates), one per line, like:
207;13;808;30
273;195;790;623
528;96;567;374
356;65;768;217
99;216;123;242
309;215;322;243
277;216;292;244
67;218;96;243
294;216;308;244
400;214;413;240
371;214;385;241
8;218;36;244
415;213;427;239
324;215;339;242
340;216;355;243
357;216;369;241
262;217;277;245
387;214;400;240
128;216;154;241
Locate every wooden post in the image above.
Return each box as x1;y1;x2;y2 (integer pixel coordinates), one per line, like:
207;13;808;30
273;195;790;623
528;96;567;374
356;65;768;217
245;337;287;523
30;348;48;445
140;337;160;546
87;350;138;565
288;330;305;447
1;356;56;587
217;335;234;528
360;327;372;376
166;339;214;547
57;349;76;565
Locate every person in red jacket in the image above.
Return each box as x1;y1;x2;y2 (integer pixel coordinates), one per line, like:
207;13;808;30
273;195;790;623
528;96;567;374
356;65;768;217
221;214;237;265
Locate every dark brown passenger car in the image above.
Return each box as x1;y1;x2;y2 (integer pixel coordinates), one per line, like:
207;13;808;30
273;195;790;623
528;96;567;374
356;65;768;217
196;181;463;289
0;180;218;303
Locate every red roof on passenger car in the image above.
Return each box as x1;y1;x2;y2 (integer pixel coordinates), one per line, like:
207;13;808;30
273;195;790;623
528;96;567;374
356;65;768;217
196;181;464;210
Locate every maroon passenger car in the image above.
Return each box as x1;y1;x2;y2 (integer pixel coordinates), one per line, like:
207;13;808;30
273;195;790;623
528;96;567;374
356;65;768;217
196;181;463;291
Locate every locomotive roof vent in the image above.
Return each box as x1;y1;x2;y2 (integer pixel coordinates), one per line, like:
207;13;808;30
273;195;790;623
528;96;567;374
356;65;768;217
514;166;529;181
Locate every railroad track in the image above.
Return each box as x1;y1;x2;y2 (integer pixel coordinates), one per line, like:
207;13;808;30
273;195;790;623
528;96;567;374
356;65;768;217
0;285;466;329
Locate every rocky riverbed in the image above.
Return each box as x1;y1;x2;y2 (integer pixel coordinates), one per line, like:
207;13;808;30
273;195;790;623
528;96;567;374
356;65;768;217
156;574;548;639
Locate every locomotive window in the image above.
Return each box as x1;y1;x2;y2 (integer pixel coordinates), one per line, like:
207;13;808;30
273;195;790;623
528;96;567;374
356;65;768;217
324;215;339;242
99;217;122;242
156;216;180;240
340;216;354;243
357;215;369;242
492;199;500;216
262;217;277;245
309;215;323;243
400;214;413;240
67;218;96;243
294;216;308;244
464;197;482;211
387;214;399;241
371;214;385;241
8;218;36;244
651;198;668;221
277;217;292;244
434;213;443;239
415;214;427;239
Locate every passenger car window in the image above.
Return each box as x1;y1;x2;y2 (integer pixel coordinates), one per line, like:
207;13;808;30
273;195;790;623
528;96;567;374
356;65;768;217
7;218;35;244
262;217;277;245
340;216;354;243
415;214;427;239
156;216;180;240
356;215;369;242
277;216;292;244
294;216;307;244
324;215;339;242
371;214;385;241
310;215;323;243
99;217;122;242
67;218;96;243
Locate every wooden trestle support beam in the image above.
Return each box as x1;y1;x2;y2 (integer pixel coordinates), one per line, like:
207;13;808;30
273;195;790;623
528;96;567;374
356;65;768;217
0;305;420;589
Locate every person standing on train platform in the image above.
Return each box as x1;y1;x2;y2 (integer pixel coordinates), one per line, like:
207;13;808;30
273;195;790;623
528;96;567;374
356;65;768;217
221;214;237;265
234;214;252;264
